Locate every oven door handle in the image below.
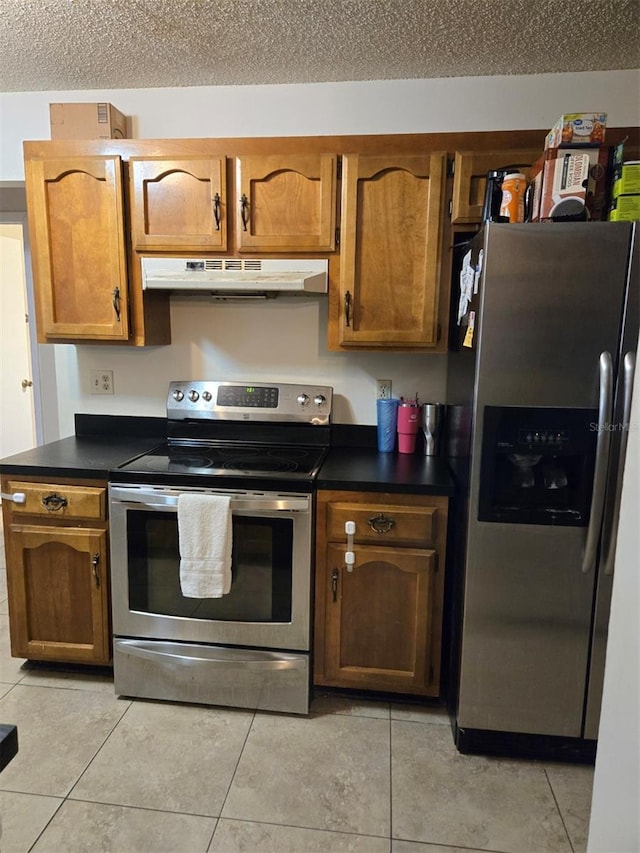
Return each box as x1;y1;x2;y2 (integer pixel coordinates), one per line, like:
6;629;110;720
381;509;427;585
111;495;310;512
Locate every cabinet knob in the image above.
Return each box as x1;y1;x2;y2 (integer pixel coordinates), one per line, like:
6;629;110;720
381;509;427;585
21;379;33;389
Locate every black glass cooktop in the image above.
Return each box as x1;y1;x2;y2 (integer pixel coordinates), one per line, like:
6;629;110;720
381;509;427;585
116;442;327;482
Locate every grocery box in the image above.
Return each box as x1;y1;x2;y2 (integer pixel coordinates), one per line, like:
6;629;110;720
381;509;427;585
49;102;129;140
530;148;610;221
545;113;607;149
612;162;640;198
608;194;640;221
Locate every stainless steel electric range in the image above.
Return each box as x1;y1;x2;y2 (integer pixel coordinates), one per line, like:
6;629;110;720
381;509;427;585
109;380;332;714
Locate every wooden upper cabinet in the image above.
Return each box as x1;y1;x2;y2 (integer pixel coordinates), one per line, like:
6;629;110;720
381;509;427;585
451;148;541;223
130;156;228;251
235;154;338;252
339;153;446;348
25;155;129;341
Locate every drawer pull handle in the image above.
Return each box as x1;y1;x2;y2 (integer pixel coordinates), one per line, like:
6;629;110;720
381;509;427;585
91;553;100;588
368;513;395;534
331;568;339;602
42;493;68;512
344;290;352;327
240;193;249;231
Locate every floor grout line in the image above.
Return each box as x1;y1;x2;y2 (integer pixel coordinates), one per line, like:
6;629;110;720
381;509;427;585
544;766;577;853
0;651;594;852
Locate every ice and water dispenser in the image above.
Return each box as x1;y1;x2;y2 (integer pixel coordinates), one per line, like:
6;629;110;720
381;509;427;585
478;407;597;526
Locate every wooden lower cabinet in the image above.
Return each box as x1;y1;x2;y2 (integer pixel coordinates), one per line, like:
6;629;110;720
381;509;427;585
1;476;111;665
314;490;448;696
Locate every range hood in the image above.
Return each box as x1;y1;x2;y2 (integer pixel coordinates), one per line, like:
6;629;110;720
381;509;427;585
141;257;328;295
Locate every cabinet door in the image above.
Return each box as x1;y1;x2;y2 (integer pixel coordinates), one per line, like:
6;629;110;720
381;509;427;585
235;154;337;251
26;156;129;340
323;543;437;694
339;153;446;347
6;525;110;664
451;149;541;223
130;157;227;251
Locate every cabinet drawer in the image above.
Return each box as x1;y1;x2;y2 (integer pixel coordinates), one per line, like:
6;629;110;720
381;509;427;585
326;502;437;546
6;481;106;521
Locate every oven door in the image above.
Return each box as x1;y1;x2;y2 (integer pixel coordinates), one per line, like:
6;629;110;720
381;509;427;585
109;483;312;652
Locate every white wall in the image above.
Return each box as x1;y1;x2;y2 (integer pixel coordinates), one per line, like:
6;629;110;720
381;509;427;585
1;70;639;435
587;331;640;852
2;71;639;181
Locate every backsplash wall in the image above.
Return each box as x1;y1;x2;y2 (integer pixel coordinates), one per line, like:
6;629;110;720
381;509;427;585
57;295;448;436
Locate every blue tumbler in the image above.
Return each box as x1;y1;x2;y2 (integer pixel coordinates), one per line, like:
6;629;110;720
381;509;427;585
376;398;400;452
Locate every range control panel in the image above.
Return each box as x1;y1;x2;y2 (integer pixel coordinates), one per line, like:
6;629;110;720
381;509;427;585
166;380;333;425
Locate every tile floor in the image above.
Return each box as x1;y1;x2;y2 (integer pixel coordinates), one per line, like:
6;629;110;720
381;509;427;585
0;532;594;853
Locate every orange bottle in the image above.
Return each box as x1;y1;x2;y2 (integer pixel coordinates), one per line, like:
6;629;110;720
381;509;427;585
499;173;527;222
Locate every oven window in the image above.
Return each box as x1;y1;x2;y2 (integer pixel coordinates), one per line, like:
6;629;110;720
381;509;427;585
126;511;293;622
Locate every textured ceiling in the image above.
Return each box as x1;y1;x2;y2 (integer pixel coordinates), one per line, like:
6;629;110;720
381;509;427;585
1;0;639;92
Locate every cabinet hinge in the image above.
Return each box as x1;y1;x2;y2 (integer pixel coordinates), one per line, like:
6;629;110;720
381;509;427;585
436;323;442;343
336;157;343;180
335;227;340;247
447;157;455;177
448;199;453;217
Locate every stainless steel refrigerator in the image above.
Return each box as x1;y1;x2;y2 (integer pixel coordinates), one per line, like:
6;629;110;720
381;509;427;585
446;221;638;760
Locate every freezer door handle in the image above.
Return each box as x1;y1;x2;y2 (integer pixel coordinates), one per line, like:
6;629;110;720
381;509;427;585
582;351;614;574
602;351;636;576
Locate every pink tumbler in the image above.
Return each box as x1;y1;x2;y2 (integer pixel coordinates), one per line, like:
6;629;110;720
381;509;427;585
397;402;420;453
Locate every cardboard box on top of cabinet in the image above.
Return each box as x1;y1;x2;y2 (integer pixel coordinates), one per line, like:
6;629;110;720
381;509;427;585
49;103;129;140
545;113;607;149
529;147;610;222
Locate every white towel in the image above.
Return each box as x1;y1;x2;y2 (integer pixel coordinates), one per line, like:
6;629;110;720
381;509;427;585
177;493;233;598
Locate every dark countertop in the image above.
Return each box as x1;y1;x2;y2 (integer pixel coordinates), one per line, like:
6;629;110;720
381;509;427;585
0;435;163;480
0;414;166;480
317;447;455;496
0;415;456;497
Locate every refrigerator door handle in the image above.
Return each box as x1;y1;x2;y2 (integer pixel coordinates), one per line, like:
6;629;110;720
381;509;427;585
602;351;636;576
582;351;614;574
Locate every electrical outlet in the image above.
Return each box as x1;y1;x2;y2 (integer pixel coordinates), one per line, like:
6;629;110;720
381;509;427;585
90;370;114;395
376;379;392;399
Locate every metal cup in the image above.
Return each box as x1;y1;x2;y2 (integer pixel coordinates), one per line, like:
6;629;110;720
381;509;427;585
422;404;445;456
